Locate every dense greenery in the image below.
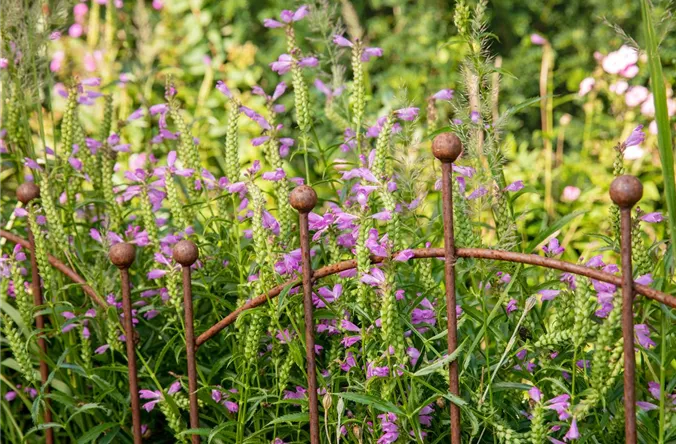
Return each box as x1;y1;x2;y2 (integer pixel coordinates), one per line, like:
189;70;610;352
1;0;675;443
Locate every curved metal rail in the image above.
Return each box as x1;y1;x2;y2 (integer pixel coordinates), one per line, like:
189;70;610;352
195;247;676;347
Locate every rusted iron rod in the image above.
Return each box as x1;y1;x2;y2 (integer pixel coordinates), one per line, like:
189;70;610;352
0;229;105;307
109;243;142;444
433;133;463;444
173;240;200;444
17;184;53;444
196;247;676;347
290;185;320;444
610;175;642;444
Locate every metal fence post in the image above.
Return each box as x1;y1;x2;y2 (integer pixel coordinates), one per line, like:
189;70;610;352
609;175;642;444
173;240;200;444
289;185;320;444
109;242;142;444
432;133;463;444
17;183;54;444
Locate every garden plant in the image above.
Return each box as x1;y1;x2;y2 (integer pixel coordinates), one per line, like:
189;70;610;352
1;0;676;443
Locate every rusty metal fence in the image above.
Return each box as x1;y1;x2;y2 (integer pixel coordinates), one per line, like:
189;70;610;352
3;133;676;444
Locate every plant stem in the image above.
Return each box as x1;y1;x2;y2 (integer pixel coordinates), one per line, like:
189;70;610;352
641;0;676;274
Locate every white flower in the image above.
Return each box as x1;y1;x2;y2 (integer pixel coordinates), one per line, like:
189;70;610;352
623;145;645;160
625;86;649;107
602;45;639;75
578;77;595;96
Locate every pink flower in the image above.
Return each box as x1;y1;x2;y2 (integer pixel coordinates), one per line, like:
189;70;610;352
433;89;454;100
314;79;344;99
506;299;518;314
635;324;655;348
563;418;579;440
139;389;162;412
635;274;653;286
394;249;415;262
333;35;353;47
539;289;560;301
224;400;238;413
372;210;392;221
543;238;565;256
340;319;361;333
264;5;309;28
528;386;542;402
168;381;181;395
561;186;581;202
407;347;421;366
546;394;571;420
147;269;168;280
531;34;547;45
624;125;645;147
216;80;232;98
602;45;638;75
395;107;419;121
262;168;286;181
467;186;488;200
270;54;317;75
640;212;663;223
361;47;383;62
625;86;649;107
503;180;524;192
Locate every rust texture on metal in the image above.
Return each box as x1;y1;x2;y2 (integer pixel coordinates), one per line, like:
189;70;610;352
110;243;142;444
18;184;54;444
610;175;642;444
196;247;676;346
439;161;461;444
173;240;201;444
290;185;320;444
0;229;105;307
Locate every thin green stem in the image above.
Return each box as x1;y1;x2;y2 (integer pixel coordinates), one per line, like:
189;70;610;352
641;0;676;273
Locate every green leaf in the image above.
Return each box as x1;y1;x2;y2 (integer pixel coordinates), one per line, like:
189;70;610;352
76;422;118;444
642;0;676;270
413;340;465;377
526;210;585;252
339;393;404;415
266;412;309;425
492;382;533;392
179;428;214;437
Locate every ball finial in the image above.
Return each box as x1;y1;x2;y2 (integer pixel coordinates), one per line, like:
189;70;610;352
610;175;643;208
17;183;40;205
109;243;136;268
172;240;199;266
432;133;463;163
289;185;318;213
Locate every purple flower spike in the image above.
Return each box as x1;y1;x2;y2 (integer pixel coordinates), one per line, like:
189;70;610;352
624;125;645;147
